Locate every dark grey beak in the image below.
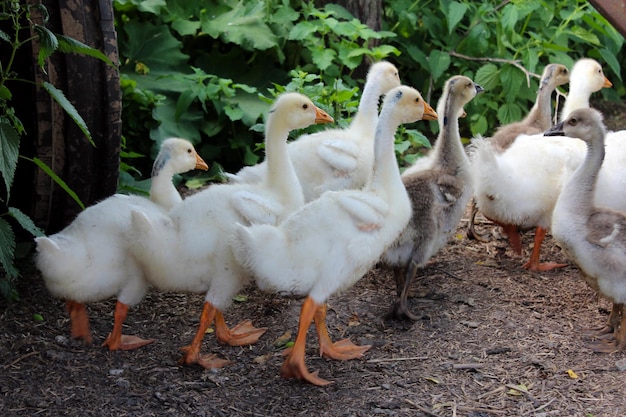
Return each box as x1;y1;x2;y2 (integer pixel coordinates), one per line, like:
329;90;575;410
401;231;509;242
475;84;484;94
544;121;565;137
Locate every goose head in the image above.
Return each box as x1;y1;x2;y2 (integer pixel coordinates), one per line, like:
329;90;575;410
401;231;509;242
152;137;208;178
540;63;570;90
438;75;484;125
369;61;402;94
572;58;612;93
560;58;612;121
546;108;606;145
267;92;334;133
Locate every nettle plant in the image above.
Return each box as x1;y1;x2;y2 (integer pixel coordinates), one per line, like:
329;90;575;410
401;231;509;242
113;0;426;178
384;0;624;146
0;1;112;300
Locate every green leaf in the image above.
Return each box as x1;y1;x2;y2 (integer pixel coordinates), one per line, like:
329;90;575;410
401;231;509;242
471;114;488;136
8;207;45;237
33;24;58;68
497;102;522;125
121;21;189;72
288;21;319;41
137;0;167;15
428;50;450;81
0;85;12;100
311;48;337;71
598;48;622;81
57;35;115;67
201;3;278;51
567;27;600;46
500;65;523;102
42;82;94;146
475;64;500;91
33;314;44;322
501;4;519;32
30;157;85;210
0;29;10;43
0;121;20;199
0;216;17;278
447;2;468;34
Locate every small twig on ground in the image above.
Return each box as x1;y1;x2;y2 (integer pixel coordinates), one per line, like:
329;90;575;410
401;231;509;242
522;398;557;416
427;266;464;281
453;363;486;370
4;351;40;368
403;399;441;417
367;356;428;363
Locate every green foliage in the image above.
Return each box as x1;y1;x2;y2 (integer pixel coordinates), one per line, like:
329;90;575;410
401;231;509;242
384;0;624;141
0;1;112;301
113;0;401;176
115;0;625;177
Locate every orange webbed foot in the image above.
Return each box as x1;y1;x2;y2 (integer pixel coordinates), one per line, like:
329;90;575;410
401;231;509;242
178;346;232;369
280;355;333;386
215;315;267;346
102;334;155;351
522;260;568;272
320;338;371;361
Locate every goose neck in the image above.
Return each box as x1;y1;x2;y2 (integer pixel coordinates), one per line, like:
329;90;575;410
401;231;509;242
264;117;302;206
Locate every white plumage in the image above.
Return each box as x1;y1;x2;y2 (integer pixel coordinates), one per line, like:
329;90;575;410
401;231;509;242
35;138;207;350
127;93;333;369
226;61;401;201
231;85;437;386
470;58;615;271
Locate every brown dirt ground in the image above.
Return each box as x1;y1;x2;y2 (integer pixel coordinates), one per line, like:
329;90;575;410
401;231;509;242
2;100;626;417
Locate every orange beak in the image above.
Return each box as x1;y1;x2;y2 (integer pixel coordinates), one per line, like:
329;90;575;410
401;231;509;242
422;101;438;121
314;106;334;124
195;154;209;171
603;76;613;88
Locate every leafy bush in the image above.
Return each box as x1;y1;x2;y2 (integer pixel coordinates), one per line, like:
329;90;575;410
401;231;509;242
115;0;624;178
113;0;407;177
384;0;624;142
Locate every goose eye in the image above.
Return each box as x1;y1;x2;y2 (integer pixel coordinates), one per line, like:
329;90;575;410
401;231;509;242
415;97;420;103
302;103;309;110
187;148;193;154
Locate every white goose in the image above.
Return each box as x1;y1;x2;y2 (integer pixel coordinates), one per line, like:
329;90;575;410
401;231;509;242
547;108;626;352
467;63;570;246
470;58;613;271
382;76;484;320
35;138;208;350
559;58;612;121
226;61;401;201
231;85;437;385
128;93;333;369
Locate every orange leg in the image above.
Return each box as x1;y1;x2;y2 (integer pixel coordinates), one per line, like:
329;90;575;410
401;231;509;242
481;214;523;255
314;303;371;360
179;301;231;369
500;223;523;255
101;301;155;351
66;300;92;344
214;311;267;346
280;297;332;386
522;226;568;271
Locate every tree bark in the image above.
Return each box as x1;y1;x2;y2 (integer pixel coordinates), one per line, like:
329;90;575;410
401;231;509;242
23;0;121;233
314;0;383;77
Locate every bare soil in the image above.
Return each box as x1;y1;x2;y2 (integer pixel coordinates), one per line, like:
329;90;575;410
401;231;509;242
2;100;626;417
